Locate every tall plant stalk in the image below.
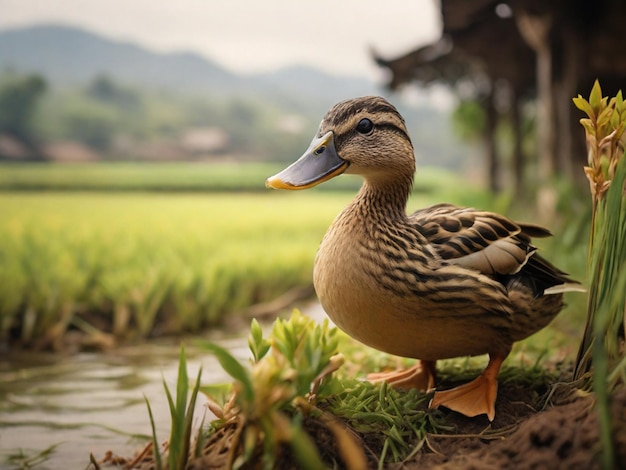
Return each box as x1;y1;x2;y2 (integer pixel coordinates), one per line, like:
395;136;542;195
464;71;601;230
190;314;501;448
573;81;626;470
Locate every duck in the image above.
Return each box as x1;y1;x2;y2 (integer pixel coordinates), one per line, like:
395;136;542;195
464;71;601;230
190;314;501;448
265;96;581;421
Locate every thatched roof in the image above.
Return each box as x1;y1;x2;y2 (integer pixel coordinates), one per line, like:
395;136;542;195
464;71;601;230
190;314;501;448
374;0;626;96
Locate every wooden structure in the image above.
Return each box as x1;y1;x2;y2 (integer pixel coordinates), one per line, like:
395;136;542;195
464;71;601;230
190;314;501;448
373;0;626;193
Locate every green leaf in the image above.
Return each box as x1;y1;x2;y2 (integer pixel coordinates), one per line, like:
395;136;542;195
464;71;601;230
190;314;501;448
163;376;176;422
614;90;624;118
597;105;614;131
580;118;595;136
610;108;620;129
178;366;203;470
176;345;189;421
589;79;603;111
144;395;163;470
202;342;254;404
573;95;595;118
248;318;270;363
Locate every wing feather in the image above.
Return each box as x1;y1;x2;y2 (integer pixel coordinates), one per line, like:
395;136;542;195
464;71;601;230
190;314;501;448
410;203;536;276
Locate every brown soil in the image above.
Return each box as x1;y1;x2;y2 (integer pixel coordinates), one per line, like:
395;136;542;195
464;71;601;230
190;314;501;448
406;383;626;470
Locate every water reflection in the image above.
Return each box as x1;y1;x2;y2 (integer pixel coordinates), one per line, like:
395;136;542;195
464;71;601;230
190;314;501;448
0;335;250;469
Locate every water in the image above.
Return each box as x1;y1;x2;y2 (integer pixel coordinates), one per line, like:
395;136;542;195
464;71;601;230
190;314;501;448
0;305;328;469
0;333;250;469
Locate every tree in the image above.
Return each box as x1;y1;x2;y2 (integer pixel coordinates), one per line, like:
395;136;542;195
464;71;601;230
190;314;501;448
0;73;47;144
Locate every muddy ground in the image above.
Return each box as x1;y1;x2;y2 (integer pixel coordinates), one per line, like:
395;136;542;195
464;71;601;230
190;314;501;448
406;381;626;469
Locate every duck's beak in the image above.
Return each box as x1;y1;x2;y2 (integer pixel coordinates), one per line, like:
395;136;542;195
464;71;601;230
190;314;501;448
265;131;348;190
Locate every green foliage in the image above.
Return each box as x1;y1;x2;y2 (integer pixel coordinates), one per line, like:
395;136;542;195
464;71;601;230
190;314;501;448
0;73;47;144
573;81;626;470
201;311;341;469
248;318;270;363
144;395;163;470
451;98;485;141
60;96;120;150
28;74;316;161
325;382;435;468
144;345;202;470
203;342;255;406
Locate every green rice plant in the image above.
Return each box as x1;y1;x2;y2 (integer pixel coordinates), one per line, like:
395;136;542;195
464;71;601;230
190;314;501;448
143;345;202;470
572;81;626;470
0;192;345;345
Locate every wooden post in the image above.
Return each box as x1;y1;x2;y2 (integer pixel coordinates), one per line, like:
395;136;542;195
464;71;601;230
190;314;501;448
484;90;500;193
516;9;557;220
516;10;555;181
511;89;524;195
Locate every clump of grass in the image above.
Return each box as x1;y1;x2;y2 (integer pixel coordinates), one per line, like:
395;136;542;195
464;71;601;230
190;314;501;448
572;81;626;470
198;311;361;469
323;382;438;468
124;345;203;470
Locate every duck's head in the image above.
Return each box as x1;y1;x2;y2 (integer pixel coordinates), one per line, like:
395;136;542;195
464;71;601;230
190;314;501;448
266;96;415;190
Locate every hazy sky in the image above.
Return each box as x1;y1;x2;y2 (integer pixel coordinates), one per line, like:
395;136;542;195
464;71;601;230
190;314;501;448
0;0;441;79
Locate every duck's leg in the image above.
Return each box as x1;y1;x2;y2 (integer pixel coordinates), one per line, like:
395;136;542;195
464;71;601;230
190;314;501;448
429;353;505;421
367;359;436;391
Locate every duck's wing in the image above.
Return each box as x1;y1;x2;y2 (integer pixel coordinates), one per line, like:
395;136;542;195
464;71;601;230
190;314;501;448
408;203;551;277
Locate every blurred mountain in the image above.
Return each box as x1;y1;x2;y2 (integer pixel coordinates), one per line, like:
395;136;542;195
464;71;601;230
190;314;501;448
0;24;377;105
250;65;377;108
0;24;469;168
0;24;240;90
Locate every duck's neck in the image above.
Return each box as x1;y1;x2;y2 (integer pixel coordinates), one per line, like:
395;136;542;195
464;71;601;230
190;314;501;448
351;174;413;222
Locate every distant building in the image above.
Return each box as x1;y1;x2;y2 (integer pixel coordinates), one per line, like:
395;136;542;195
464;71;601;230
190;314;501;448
44;141;100;162
180;127;230;155
0;134;33;160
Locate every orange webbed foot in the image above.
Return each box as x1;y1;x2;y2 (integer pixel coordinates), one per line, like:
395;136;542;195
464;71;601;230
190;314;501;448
367;360;436;391
429;354;505;421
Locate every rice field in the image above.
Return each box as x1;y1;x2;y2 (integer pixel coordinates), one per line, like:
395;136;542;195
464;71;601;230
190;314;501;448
0;190;357;347
0;162;363;192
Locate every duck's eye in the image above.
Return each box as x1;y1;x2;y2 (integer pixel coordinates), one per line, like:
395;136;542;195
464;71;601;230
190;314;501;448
356;118;374;134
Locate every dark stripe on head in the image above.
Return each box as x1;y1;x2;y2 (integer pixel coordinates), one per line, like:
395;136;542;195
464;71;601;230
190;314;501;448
324;96;405;128
322;96;412;149
375;123;411;145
